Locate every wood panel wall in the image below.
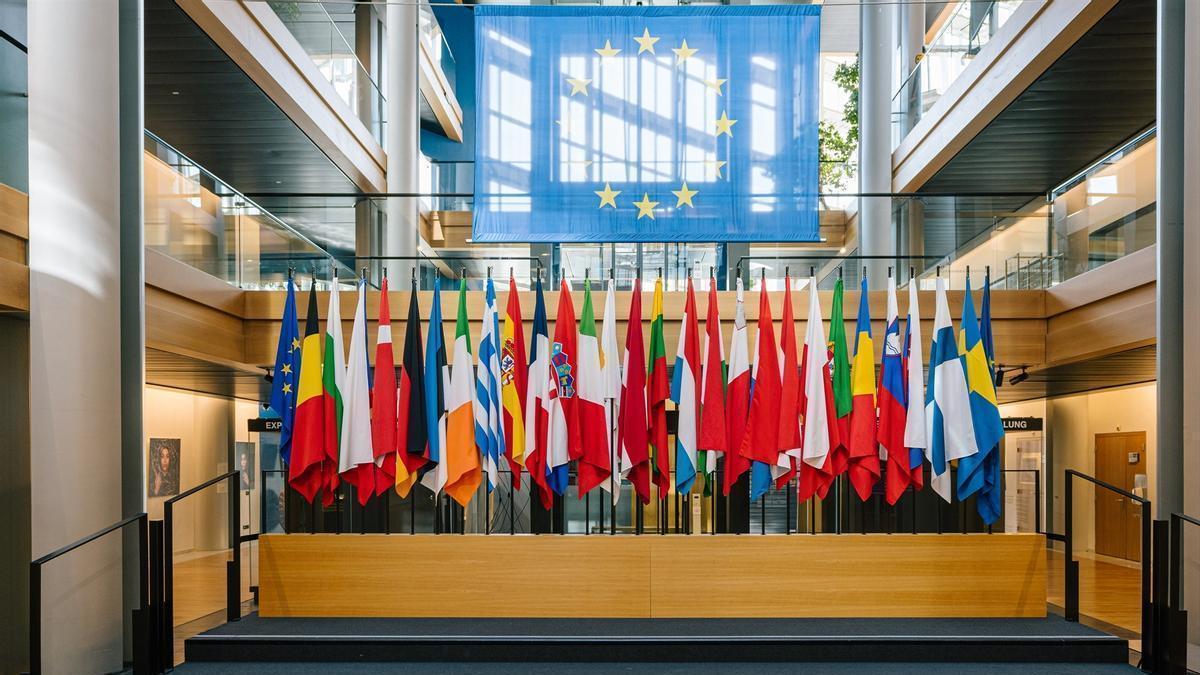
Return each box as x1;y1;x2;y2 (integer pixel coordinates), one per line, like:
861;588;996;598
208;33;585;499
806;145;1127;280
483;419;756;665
258;533;1047;618
0;184;29;312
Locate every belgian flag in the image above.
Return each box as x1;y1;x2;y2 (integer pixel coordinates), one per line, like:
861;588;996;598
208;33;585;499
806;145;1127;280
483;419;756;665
289;281;326;504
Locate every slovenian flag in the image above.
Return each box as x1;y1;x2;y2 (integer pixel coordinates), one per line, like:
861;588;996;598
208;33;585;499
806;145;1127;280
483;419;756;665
847;278;880;501
924;277;977;502
500;275;527;489
577;279;612;496
338;277;375;506
956;277;1005;522
289;280;326;504
671;277;701;495
444;279;481;507
619;278;651;505
269;275;299;465
879;275;911;505
903;279;927;491
723;277;752;496
475;277;505;493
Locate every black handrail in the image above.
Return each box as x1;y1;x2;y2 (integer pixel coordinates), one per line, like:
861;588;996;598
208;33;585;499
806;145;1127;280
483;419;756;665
30;512;153;675
161;471;241;669
1166;512;1200;674
1063;468;1152;664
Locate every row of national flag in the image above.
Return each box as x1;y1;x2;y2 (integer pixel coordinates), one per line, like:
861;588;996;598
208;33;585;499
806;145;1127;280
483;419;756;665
268;271;1006;523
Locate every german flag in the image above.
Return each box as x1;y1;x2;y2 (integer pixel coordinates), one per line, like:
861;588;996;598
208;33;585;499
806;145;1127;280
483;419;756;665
289;281;326;504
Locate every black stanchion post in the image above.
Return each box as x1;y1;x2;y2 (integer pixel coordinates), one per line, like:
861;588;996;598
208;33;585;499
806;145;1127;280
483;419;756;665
1064;473;1078;621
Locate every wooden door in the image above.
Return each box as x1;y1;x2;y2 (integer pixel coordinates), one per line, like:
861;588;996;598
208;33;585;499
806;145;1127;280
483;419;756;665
1094;432;1147;562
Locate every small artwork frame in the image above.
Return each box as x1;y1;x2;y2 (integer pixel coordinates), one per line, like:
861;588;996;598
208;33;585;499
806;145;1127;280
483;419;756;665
236;441;256;491
148;438;181;498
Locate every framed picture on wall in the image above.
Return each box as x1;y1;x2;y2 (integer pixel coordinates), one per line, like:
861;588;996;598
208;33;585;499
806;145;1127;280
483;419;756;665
148;438;181;497
236;441;255;491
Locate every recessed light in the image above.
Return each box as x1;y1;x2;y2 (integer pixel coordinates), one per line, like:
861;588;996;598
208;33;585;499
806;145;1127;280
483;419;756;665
171;91;180;95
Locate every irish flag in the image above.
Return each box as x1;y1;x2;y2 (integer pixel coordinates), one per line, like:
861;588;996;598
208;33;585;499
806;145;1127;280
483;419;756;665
444;279;481;507
289;281;326;504
670;277;701;495
500;275;527;489
647;278;671;497
320;276;345;506
576;279;611;496
697;276;726;485
723;277;752;496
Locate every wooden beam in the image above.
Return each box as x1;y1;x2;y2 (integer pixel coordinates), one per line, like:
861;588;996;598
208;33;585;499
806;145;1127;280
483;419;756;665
258;533;1046;618
0;184;29;312
418;35;463;142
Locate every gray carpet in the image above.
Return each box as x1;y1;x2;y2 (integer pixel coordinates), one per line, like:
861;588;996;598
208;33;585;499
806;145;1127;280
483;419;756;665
174;662;1141;674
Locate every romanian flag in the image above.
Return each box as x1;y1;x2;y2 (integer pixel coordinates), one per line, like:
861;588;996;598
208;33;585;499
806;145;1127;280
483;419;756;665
523;277;554;509
956;277;1005;523
879;275;911;505
670;277;701;495
619;279;651;504
420;278;448;496
775;274;802;487
500;275;527;489
444;279;481;507
848;278;881;501
395;280;427;498
370;276;398;497
320;279;346;506
289;281;326;504
723;277;752;495
647;278;671;497
697;276;727;485
576;280;612;496
828;278;852;480
742;279;781;501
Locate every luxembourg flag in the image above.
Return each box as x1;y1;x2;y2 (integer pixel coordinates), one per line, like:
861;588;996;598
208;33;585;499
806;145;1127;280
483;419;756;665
671;276;701;495
878;274;911;505
903;279;927;491
924;277;977;502
475;277;505;493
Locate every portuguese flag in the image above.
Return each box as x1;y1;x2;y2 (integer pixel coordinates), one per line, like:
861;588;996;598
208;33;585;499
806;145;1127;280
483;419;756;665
289;281;326;504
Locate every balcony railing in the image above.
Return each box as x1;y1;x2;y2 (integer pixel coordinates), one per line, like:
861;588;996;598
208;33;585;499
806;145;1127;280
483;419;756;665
143;130;354;289
891;0;1023;147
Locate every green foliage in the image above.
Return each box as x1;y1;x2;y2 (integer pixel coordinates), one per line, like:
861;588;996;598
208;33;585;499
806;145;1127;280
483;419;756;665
818;57;860;191
269;1;301;23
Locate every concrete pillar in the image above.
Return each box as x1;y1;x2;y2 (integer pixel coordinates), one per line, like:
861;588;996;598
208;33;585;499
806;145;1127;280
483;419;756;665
386;0;420;280
858;0;895;288
1156;0;1186;521
28;0;127;671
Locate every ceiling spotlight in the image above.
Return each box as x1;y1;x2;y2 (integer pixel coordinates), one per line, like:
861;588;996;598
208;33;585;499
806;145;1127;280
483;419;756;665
1009;367;1029;386
994;367;1005;389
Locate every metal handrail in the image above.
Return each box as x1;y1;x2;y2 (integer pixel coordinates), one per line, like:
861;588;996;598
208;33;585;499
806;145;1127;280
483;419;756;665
30;512;153;675
1063;468;1152;664
161;471;241;669
1165;512;1200;674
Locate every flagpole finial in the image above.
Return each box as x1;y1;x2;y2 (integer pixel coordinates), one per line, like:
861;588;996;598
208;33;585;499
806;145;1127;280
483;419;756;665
657;267;662;279
411;265;416;282
687;266;692;278
936;265;942;278
910;266;915;282
810;265;816;278
784;265;789;277
585;267;589;281
360;267;367;281
862;265;867;280
888;265;893;278
838;265;843;280
287;267;294;280
487;266;492;279
382;266;388;280
985;265;990;280
460;266;467;280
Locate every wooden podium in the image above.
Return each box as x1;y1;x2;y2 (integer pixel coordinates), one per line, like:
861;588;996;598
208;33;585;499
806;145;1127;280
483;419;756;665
258;533;1046;618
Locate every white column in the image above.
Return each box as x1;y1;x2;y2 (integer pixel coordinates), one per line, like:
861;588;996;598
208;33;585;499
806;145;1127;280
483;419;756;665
896;0;924;88
386;0;420;279
858;0;895;287
28;0;125;672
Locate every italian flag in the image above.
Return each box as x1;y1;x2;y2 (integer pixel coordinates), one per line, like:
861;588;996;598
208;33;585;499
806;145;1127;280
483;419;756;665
444;279;481;507
576;279;612;496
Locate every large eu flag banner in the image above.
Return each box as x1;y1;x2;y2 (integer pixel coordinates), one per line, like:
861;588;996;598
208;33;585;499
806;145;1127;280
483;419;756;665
473;5;821;243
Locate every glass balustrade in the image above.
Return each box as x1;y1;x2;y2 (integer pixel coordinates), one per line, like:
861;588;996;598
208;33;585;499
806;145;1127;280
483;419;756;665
419;0;457;97
143;130;354;289
268;0;386;143
892;0;1023;147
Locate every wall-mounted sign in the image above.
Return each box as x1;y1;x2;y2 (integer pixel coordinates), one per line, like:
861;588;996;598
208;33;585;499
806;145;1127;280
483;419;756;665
1002;417;1043;432
249;417;282;433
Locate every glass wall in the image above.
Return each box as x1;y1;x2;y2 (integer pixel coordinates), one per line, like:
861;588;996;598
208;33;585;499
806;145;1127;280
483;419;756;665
892;0;1023;147
0;7;27;192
